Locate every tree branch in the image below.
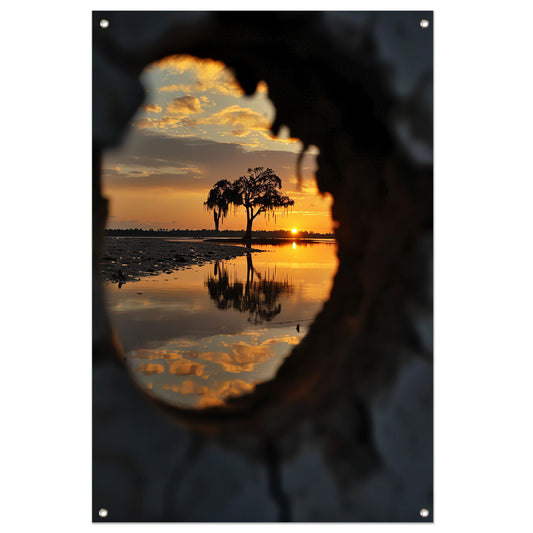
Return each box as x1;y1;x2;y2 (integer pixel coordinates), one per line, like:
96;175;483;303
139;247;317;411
252;207;264;220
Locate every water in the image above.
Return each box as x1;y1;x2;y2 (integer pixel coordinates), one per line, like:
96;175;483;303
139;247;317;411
104;242;338;409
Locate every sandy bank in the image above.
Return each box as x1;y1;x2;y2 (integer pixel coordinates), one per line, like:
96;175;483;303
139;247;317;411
100;237;262;284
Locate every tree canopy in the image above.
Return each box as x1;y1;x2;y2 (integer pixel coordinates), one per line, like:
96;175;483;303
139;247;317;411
233;167;294;220
204;179;237;232
204;167;294;246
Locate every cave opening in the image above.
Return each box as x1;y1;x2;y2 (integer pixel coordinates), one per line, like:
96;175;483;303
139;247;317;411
99;54;338;410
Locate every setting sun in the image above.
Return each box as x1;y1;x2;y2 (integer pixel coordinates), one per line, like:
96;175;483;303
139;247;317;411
291;228;298;234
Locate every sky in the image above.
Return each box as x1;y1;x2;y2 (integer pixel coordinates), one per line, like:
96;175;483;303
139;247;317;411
102;55;333;233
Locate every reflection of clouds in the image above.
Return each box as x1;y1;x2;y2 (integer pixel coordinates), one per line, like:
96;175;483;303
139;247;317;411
130;349;183;360
129;332;300;407
197;380;256;408
163;381;209;395
168;360;204;377
199;349;270;373
162;379;255;408
266;335;300;346
137;363;165;376
130;350;205;376
169;338;202;348
108;245;338;408
199;335;300;373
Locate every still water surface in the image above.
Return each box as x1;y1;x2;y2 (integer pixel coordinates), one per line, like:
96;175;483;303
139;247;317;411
105;242;337;408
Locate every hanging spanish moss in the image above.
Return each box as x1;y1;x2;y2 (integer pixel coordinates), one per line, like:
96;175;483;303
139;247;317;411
204;167;294;247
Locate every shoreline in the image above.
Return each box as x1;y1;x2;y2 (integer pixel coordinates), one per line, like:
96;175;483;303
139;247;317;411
203;237;336;245
100;237;262;284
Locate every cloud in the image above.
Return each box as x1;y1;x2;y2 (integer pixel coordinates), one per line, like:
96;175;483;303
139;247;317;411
260;129;300;144
256;80;268;94
133;116;179;129
102;169;206;193
192;103;298;143
167;95;203;116
143;104;162;114
160;82;202;93
101;167;122;175
199;104;270;133
228;129;249;137
102;130;318;194
133;115;198;131
152;55;244;96
133;97;203;131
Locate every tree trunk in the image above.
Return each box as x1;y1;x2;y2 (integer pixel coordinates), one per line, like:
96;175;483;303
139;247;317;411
245;216;253;248
214;210;220;232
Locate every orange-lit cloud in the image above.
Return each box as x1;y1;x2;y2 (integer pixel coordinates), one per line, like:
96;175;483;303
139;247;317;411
261;130;300;144
199;104;270;132
143;104;162;114
160;82;202;93
167;95;203;116
195;104;298;143
133;116;182;129
152;55;244;97
256;80;268;94
133;97;204;131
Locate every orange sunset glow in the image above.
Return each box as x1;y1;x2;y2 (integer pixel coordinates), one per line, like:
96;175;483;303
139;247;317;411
107;242;339;409
101;55;333;233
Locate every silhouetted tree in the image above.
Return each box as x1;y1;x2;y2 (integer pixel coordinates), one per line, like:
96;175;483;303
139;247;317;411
233;167;295;247
204;179;236;232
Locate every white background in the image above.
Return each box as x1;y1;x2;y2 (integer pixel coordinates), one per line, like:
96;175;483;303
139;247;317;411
2;0;533;531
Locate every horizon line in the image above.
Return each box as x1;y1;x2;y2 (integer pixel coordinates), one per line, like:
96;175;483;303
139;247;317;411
105;227;335;234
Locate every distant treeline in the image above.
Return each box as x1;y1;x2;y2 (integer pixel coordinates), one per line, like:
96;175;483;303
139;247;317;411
105;228;335;239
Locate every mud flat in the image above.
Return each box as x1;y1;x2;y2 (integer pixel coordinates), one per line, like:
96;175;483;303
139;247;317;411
100;237;262;284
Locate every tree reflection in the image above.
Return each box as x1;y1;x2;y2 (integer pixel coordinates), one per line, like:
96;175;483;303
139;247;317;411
205;254;294;323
